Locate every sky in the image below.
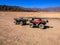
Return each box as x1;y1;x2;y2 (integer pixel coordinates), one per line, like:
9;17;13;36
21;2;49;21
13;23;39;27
0;0;60;8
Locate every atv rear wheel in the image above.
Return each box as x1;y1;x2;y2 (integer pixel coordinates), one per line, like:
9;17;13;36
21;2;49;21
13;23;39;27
20;21;24;25
20;21;26;25
39;24;45;29
14;21;20;25
30;23;34;28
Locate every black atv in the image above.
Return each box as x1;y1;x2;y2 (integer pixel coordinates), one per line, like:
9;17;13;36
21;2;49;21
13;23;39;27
14;18;28;25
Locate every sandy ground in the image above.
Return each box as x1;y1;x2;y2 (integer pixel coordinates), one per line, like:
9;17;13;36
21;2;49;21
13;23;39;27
0;12;60;45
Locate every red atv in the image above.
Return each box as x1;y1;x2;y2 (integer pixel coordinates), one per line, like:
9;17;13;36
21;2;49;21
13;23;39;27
29;18;48;29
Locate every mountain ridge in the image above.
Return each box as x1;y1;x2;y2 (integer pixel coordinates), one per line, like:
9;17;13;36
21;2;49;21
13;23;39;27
0;5;60;12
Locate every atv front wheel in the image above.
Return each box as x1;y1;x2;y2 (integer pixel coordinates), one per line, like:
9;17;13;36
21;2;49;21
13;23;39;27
30;23;34;28
39;24;45;29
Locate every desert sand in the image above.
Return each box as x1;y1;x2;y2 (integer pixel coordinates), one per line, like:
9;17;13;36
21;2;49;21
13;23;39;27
0;12;60;45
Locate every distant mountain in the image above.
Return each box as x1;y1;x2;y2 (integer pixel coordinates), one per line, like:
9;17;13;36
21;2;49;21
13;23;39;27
42;7;60;12
0;5;60;12
0;5;37;12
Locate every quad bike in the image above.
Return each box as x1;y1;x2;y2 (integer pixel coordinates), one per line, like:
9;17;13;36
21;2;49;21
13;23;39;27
14;18;28;25
14;17;48;29
29;18;48;29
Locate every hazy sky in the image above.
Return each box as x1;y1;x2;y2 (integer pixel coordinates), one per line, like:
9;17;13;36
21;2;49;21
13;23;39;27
0;0;60;8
